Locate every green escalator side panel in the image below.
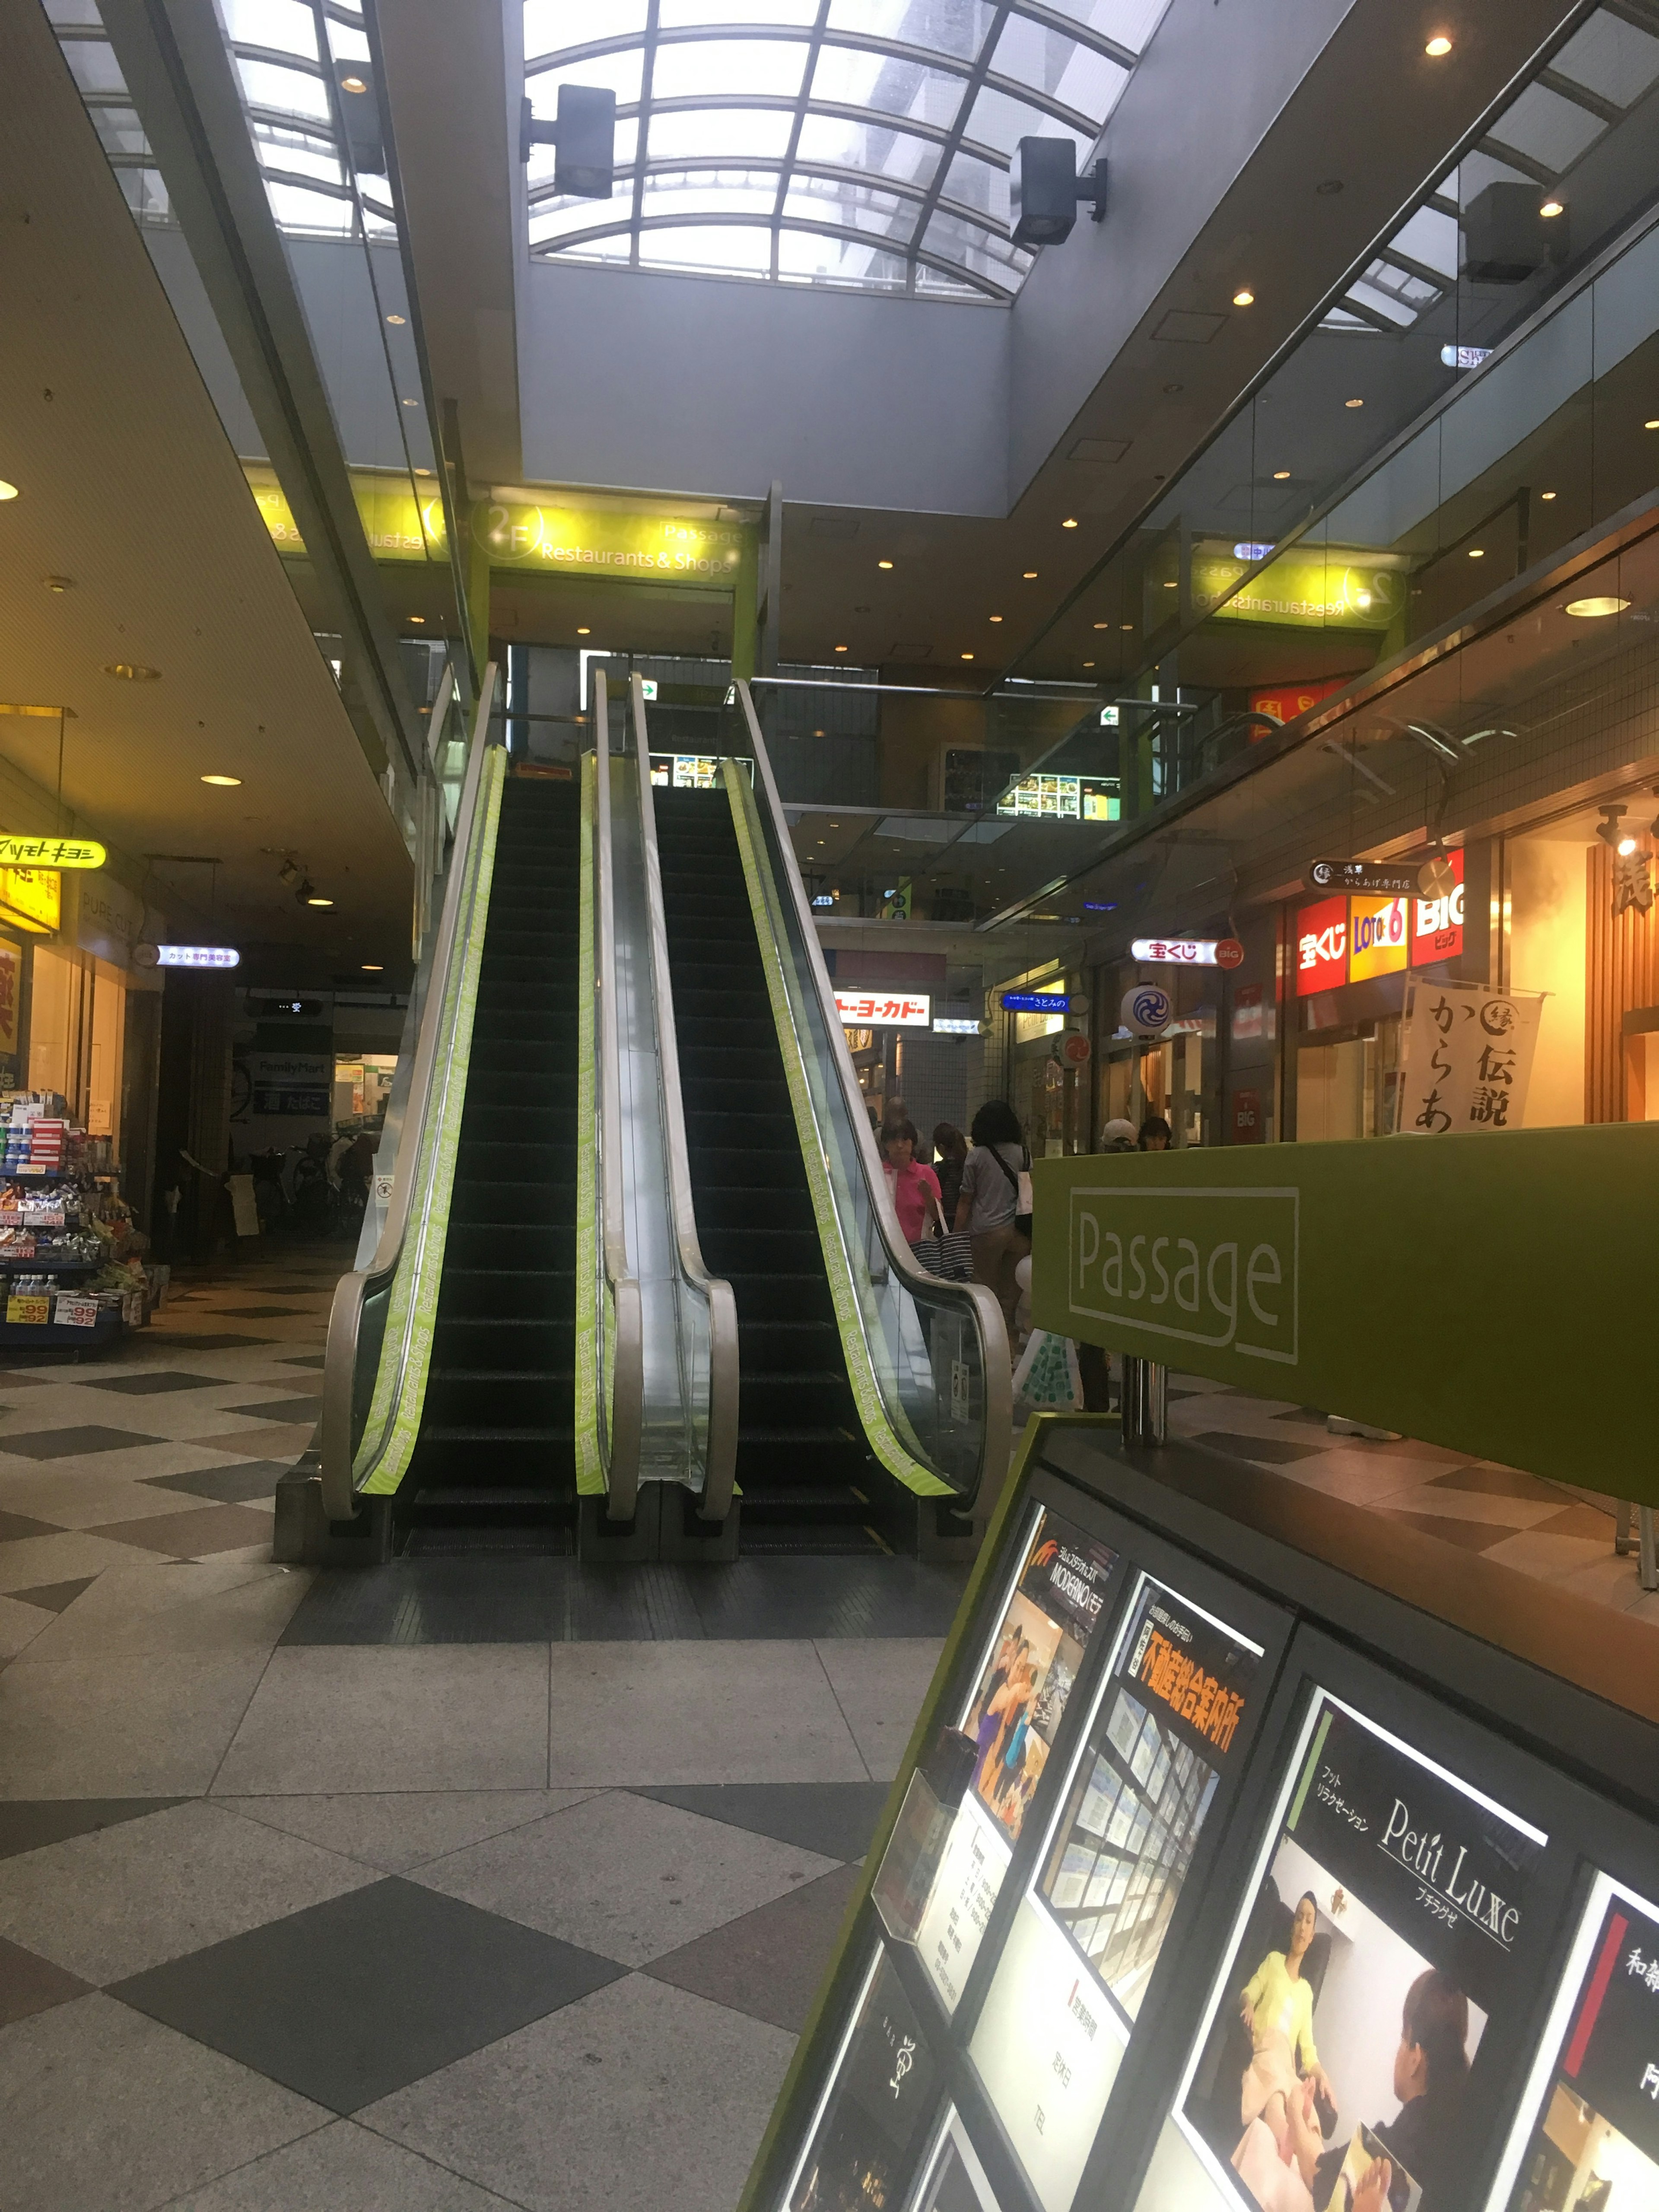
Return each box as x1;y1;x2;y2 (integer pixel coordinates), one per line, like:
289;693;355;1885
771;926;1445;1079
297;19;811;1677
723;765;951;1501
733;1411;1097;2212
573;752;605;1498
359;747;507;1496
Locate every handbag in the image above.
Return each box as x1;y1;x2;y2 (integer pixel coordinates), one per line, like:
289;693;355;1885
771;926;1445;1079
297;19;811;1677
990;1144;1034;1238
909;1191;973;1282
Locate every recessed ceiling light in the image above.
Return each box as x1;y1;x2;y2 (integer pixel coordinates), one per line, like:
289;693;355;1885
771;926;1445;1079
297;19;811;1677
407;613;426;623
1062;518;1078;528
961;652;975;660
877;559;893;569
1092;622;1108;630
104;661;160;680
1273;469;1290;480
1083;660;1095;668
1345;397;1364;409
340;74;367;92
989;614;1003;623
200;773;242;787
1424;34;1452;55
43;575;72;592
1023;570;1038;579
362;963;383;971
1163;580;1177;588
1540;490;1557;500
1565;596;1630;617
1540;199;1564;219
305;894;335;907
414;467;432;476
1468;547;1484;558
402;397;417;407
0;481;18;502
1646;420;1659;431
1122;623;1134;630
835;643;848;652
386;313;406;325
576;626;591;636
1233;289;1254;307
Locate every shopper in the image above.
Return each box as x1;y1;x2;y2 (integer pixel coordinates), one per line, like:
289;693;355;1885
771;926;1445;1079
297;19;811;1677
931;1122;967;1221
1100;1117;1139;1153
880;1118;944;1244
1138;1113;1173;1151
954;1100;1030;1334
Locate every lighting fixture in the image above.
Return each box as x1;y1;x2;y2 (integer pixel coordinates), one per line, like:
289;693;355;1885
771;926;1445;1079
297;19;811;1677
362;963;383;971
1163;580;1177;589
1345;397;1364;408
385;313;406;325
961;652;975;661
1567;596;1630;617
1540;199;1564;219
1541;490;1557;500
200;773;241;787
989;615;1003;623
1122;623;1134;631
834;644;848;653
877;559;893;569
306;895;334;908
1232;289;1254;306
0;481;18;501
1468;547;1485;558
402;398;417;407
414;467;432;477
1023;570;1038;578
1273;469;1290;480
1596;805;1627;849
1062;518;1078;529
43;575;72;593
1093;622;1108;630
407;614;425;623
1083;660;1095;668
1619;836;1639;856
1646;420;1659;431
1424;34;1452;55
340;73;367;92
104;662;159;680
576;626;590;635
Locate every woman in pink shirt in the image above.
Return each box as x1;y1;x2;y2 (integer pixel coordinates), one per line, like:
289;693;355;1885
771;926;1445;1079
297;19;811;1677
880;1118;944;1245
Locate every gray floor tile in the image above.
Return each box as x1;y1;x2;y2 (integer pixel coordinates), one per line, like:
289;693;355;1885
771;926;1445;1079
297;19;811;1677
0;1799;375;1983
0;1992;328;2212
413;1788;838;1966
191;1422;316;1462
143;1462;291;1504
217;1307;308;1320
138;1333;280;1352
215;1645;551;1794
227;1789;596;1873
0;1590;52;1659
222;1395;322;1422
270;1352;327;1369
7;1573;96;1612
159;2120;520;2210
20;1558;308;1663
0;1930;92;2024
814;1637;944;1780
1374;1508;1519;1550
547;1640;867;1786
87;1503;278;1557
0;1796;184;1861
79;1372;227;1397
362;1971;794;2212
1425;1462;1566;1500
631;1779;890;1861
0;1508;57;1541
645;1860;862;2032
1188;1428;1331;1464
0;1424;160;1461
0;1462;251;1528
0;1650;272;1797
110;1878;624;2113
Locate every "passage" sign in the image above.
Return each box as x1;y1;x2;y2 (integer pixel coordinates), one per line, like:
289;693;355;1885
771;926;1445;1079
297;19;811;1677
1067;1186;1298;1365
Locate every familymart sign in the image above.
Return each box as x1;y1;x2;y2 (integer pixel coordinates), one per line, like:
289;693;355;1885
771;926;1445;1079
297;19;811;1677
1030;1127;1659;1503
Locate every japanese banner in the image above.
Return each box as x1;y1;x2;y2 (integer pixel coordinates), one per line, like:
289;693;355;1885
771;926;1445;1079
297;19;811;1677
1399;979;1544;1134
834;990;931;1029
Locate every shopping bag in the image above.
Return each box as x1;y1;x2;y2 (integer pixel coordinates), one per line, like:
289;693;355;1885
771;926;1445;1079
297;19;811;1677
1012;1327;1084;1410
909;1228;973;1281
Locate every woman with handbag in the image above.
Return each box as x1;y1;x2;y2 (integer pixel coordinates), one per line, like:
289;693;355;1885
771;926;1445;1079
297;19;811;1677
953;1100;1031;1336
880;1119;943;1240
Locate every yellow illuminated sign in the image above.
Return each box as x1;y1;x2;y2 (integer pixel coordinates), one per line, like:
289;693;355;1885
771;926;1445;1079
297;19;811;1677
0;835;103;869
0;869;60;935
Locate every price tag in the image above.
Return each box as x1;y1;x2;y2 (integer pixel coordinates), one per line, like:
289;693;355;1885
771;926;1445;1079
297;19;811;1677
6;1295;50;1325
54;1296;99;1328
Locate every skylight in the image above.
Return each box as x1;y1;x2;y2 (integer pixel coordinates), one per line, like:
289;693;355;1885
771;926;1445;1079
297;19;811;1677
523;0;1173;302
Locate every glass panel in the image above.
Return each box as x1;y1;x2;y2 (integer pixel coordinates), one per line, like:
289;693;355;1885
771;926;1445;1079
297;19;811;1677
638;221;774;273
940;147;1009;227
528;113;638;195
524;47;645;105
778;231;910;290
523;0;647;58
648;35;808;102
812;40;969;130
235;57;333;123
922;210;1027;280
644;105;794;158
795;110;942;191
826;0;987;53
659;0;818;21
1387;202;1459;280
783;180;915;237
529;197;631;246
1487;80;1607;173
222;0;319;58
995;13;1128;123
969;81;1091;159
1551;8;1659;108
1031;0;1171;54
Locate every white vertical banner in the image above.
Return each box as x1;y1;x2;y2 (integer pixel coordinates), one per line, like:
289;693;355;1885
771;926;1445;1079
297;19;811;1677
1399;979;1545;1133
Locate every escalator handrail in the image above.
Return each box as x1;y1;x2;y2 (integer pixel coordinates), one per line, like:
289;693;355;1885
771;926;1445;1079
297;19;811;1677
321;665;500;1521
629;677;741;1519
734;680;1013;1521
592;672;645;1518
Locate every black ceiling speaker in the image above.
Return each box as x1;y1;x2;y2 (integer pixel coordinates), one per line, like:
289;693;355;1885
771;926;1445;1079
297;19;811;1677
1462;181;1567;283
519;86;616;199
1011;137;1106;247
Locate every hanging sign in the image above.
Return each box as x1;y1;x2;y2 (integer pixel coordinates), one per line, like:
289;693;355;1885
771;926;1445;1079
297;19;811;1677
133;944;241;969
1058;1030;1092;1066
1295;896;1348;995
834;990;931;1028
1398;978;1545;1133
1000;990;1088;1014
1120;984;1173;1037
1411;846;1465;963
0;835;103;869
1347;893;1409;981
1129;937;1243;968
1307;856;1453;897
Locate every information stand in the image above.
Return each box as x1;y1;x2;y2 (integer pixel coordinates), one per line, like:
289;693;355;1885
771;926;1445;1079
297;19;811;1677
741;1411;1659;2212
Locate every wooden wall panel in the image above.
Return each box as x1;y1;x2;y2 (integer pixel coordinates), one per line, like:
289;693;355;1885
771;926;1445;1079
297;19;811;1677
1585;845;1658;1122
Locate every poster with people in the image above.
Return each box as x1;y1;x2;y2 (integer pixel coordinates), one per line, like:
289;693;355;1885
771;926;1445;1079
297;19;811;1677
915;1511;1117;2016
1172;1694;1545;2212
1501;1883;1659;2212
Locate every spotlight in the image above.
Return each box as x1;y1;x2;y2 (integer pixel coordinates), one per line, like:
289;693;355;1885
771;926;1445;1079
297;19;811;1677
1425;35;1452;56
1595;805;1627;849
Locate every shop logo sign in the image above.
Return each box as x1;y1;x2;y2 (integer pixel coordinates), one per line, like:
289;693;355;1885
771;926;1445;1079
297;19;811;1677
1067;1187;1298;1364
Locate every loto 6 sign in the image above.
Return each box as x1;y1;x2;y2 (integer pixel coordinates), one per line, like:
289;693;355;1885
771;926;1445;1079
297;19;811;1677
1066;1187;1298;1366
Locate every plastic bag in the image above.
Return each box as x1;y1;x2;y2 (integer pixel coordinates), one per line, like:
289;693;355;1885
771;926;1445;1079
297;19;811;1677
1012;1327;1084;1410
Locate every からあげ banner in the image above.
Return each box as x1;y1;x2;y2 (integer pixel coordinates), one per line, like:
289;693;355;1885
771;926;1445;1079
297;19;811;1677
1030;1127;1659;1502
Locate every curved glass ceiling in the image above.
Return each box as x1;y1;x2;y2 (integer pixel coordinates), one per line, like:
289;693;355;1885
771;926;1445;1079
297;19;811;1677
523;0;1173;302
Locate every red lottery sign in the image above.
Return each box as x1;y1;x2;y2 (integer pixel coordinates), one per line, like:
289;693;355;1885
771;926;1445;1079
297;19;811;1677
1296;896;1348;996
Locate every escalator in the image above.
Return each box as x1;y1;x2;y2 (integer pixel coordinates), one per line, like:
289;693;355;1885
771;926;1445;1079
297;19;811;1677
395;775;580;1551
655;790;877;1552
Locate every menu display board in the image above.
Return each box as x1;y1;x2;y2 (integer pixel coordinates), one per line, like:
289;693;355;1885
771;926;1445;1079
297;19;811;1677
1496;1878;1659;2212
788;1949;941;2212
915;1510;1118;2015
1131;1691;1547;2212
968;1576;1265;2212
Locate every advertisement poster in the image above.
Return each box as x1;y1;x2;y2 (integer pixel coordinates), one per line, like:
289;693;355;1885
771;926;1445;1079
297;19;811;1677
915;1513;1117;2016
1503;1884;1659;2212
1398;981;1544;1135
788;1950;940;2212
1164;1692;1545;2212
967;1578;1263;2212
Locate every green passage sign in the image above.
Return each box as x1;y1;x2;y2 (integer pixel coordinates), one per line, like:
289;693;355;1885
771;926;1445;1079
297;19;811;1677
1031;1125;1659;1503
